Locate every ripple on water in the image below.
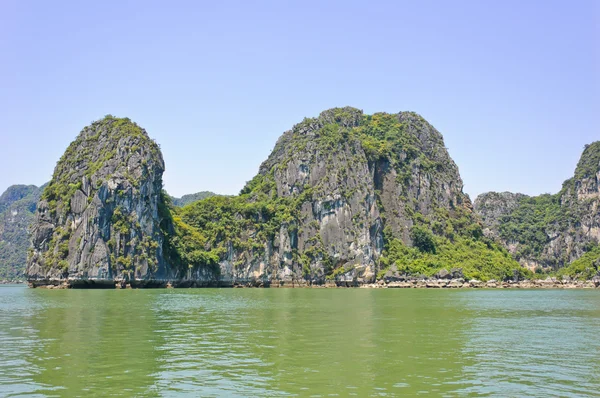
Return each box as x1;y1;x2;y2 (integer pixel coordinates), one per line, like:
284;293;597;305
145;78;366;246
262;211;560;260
0;287;598;396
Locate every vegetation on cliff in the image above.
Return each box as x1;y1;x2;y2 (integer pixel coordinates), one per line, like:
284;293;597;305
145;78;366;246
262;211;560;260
166;108;527;281
170;191;217;207
574;141;600;180
41;115;161;219
557;243;600;280
497;194;566;261
380;217;527;281
0;185;44;279
476;141;600;276
27;116;170;282
28;108;570;284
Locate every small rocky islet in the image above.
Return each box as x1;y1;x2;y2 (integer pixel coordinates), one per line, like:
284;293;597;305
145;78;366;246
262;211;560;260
0;107;597;288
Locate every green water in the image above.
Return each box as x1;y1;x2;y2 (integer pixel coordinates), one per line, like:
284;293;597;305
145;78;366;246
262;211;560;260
0;286;599;397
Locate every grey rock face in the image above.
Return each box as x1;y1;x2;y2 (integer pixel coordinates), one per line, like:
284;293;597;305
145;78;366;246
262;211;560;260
188;108;475;285
474;142;600;270
375;112;471;244
0;184;44;279
222;108;383;284
26;116;170;285
25;108;481;287
545;167;600;267
473;192;528;238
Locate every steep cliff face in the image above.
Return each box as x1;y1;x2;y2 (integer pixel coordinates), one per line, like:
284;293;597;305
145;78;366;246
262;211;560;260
27;116;170;285
475;141;600;272
371;111;472;243
247;107;383;282
27;108;525;287
0;185;43;279
170;107;522;284
473;192;528;239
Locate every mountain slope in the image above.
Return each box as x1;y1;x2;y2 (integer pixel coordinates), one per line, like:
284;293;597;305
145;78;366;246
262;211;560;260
26;108;528;287
26;116;171;286
170;191;217;207
169;107;524;283
0;185;44;279
475;141;600;276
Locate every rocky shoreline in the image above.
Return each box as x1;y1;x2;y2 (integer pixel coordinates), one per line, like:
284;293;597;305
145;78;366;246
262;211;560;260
27;276;600;289
362;277;600;289
1;280;26;285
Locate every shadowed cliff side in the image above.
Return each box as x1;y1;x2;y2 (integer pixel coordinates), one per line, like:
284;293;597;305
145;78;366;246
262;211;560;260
27;116;172;286
169;107;525;285
27;108;528;288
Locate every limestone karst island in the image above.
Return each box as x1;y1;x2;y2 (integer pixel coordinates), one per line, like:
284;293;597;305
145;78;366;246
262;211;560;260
3;1;599;395
1;108;595;289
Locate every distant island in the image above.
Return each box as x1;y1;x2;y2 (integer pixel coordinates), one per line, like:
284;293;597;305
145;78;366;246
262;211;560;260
0;184;44;281
0;185;216;280
1;108;597;288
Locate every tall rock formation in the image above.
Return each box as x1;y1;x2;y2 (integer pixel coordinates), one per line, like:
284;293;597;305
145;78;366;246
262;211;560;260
170;107;521;285
475;141;600;271
27;108;524;287
473;192;528;239
0;184;44;279
27;116;170;286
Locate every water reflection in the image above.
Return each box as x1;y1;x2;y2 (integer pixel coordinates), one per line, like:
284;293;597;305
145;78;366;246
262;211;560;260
0;286;598;397
150;289;475;396
26;289;162;396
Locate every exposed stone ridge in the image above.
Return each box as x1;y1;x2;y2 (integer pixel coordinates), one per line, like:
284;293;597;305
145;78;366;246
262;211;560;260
27;108;525;288
473;192;528;238
27;116;170;284
168;107;513;287
475;141;600;272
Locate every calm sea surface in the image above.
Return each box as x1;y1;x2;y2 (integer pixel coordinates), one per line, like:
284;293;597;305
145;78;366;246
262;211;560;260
0;286;598;397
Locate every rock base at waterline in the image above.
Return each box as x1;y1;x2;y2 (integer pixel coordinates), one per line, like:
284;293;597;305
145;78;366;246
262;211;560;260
27;276;600;289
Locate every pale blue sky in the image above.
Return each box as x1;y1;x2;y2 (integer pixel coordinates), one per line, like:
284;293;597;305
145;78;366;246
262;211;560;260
0;0;598;198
